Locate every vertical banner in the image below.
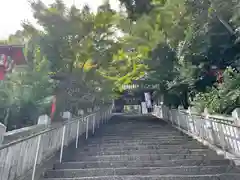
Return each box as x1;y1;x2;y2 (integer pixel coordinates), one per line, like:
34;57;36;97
141;102;148;114
144;92;152;108
51;96;56;121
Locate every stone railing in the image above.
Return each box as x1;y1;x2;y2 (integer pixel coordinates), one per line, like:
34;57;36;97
153;105;240;164
0;106;112;180
2;125;47;145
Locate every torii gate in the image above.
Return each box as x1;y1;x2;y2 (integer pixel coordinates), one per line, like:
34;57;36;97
0;45;27;80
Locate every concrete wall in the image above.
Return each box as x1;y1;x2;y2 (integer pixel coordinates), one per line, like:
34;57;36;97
0;106;112;180
3;125;47;145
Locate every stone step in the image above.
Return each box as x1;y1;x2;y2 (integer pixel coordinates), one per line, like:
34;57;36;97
96;129;180;132
99;125;177;128
66;153;224;161
54;159;231;169
105;131;179;134
84;141;200;147
94;133;183;137
90;134;191;139
96;131;181;133
78;144;208;152
88;137;193;143
99;122;169;125
44;166;239;178
72;149;219;157
90;135;185;140
100;127;175;129
89;136;191;140
82;143;201;149
101;121;165;124
96;130;180;133
40;116;240;180
100;126;173;128
74;149;219;157
86;140;196;144
40;174;240;180
101;126;172;128
95;134;183;137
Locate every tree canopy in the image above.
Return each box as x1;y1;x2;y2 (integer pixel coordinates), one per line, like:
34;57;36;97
1;0;240;129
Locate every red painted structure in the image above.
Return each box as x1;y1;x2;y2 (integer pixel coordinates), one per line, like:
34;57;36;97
208;67;224;84
51;96;56;120
0;45;27;80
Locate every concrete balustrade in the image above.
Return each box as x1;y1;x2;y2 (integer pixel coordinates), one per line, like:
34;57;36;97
232;108;240;126
38;114;51;125
0;106;112;180
62;111;72;120
0;123;6;144
153;105;240;165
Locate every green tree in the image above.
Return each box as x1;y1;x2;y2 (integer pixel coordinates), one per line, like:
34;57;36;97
117;0;240;111
22;0;126;120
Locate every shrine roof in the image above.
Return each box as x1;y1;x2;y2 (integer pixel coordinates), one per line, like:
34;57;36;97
0;45;27;65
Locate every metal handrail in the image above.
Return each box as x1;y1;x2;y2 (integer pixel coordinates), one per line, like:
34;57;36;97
153;105;240;163
0;110;101;150
0;106;112;180
179;110;235;123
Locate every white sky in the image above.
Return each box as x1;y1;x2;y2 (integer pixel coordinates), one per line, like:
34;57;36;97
0;0;120;39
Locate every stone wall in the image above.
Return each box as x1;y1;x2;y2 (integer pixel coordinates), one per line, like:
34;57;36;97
2;124;47;145
0;106;112;180
0;123;6;144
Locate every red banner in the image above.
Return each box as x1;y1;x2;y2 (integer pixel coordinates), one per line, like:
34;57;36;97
51;96;56;120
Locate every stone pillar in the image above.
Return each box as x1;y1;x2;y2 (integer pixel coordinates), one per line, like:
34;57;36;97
203;108;215;144
62;111;72;121
232;108;240;144
78;109;84;116
232;108;240;126
203;108;209;119
0;122;6;145
38;114;51;125
141;102;148;114
187;107;195;133
87;108;92;113
176;106;182;127
232;108;240;165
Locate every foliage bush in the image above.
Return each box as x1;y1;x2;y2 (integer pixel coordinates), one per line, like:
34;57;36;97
1;0;240;129
193;67;240;114
0;56;55;130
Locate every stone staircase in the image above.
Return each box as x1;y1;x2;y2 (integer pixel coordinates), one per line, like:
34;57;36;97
41;115;240;180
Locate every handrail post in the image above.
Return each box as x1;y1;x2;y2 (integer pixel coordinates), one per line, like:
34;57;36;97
105;111;108;123
60;125;66;163
75;119;80;148
32;135;42;180
101;111;103;124
160;104;163;119
169;109;173;125
97;112;100;128
217;123;227;155
108;109;111;120
187;107;195;134
92;113;96;135
109;109;111;121
102;111;104;124
102;111;105;124
103;111;105;124
203;109;216;144
106;110;108;122
104;111;107;124
177;107;181;128
86;116;89;139
199;108;208;141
